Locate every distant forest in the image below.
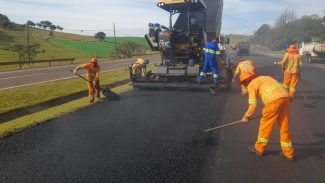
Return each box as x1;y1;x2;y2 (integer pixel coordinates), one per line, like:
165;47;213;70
252;9;325;50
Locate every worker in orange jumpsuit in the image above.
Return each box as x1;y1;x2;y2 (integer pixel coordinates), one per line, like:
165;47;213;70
73;58;100;103
274;44;302;98
233;59;256;96
241;73;294;161
132;57;148;77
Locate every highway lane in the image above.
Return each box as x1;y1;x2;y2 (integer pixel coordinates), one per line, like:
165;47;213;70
201;54;325;183
0;54;324;182
0;55;159;90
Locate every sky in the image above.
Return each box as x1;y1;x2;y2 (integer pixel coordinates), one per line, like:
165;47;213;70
0;0;324;37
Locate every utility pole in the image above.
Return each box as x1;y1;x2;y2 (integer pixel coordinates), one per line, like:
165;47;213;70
113;23;117;57
26;24;31;61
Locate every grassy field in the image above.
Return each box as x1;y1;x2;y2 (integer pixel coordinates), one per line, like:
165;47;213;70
50;37;147;58
0;27;147;62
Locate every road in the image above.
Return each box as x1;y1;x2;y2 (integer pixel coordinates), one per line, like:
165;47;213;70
0;54;324;182
0;55;159;90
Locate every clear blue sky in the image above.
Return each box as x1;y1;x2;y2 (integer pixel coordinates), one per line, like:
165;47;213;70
1;0;324;36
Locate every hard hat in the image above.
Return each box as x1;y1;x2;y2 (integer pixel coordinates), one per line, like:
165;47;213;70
239;73;256;85
91;58;98;63
286;44;298;52
148;23;154;27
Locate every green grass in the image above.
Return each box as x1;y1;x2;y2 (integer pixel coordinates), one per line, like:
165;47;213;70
0;83;132;139
0;68;130;114
50;37;147;57
0;27;147;62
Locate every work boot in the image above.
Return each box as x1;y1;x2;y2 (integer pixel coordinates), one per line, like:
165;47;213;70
279;152;295;161
89;95;95;103
248;146;263;156
198;76;204;85
213;79;219;86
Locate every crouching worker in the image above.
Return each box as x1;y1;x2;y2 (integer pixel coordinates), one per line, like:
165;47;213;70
131;58;148;78
73;58;100;103
240;73;295;161
233;59;256;96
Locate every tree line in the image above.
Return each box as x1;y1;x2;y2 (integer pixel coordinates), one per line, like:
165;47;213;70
252;9;325;50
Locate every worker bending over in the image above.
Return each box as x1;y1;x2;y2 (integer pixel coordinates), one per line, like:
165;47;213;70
233;59;256;96
241;73;294;161
73;58;100;103
198;37;224;85
132;58;148;78
274;44;302;98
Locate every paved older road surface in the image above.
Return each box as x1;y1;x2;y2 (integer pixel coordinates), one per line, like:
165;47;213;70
0;54;324;183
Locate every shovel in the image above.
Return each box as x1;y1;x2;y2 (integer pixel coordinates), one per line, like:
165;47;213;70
300;77;313;108
71;70;120;100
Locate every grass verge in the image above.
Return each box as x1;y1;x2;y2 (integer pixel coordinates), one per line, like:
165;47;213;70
0;83;132;139
0;68;130;114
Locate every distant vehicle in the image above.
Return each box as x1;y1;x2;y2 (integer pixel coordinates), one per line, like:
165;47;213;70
236;42;250;56
299;41;325;63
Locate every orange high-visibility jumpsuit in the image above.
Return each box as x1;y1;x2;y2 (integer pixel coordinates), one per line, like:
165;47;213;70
244;76;294;159
132;58;146;77
235;60;256;95
81;63;100;102
276;52;302;98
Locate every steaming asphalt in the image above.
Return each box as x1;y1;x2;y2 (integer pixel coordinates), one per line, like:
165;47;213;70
0;54;324;183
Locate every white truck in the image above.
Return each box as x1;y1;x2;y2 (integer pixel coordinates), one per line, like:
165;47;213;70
299;41;325;63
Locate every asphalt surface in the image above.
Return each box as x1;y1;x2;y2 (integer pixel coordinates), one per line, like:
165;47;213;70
0;55;159;90
0;54;325;182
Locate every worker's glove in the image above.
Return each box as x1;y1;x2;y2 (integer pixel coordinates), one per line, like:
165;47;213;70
242;116;249;123
73;69;77;74
273;62;277;65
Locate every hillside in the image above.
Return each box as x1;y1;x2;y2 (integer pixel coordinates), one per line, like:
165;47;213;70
0;27;147;61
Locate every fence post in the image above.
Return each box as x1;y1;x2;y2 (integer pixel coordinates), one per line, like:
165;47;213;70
49;61;51;67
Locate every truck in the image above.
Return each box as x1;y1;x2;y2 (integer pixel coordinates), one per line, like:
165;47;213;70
299;41;325;63
130;0;230;89
236;42;250;56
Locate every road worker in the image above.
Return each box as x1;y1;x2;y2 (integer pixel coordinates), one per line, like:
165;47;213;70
198;37;224;85
131;57;148;78
233;59;256;96
226;44;238;65
274;44;302;98
73;58;100;103
241;73;294;161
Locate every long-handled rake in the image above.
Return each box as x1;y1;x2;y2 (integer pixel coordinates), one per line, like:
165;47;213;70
71;70;120;100
300;77;313;107
203;116;261;133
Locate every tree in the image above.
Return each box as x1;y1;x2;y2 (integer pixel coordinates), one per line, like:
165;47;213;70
116;41;147;57
26;20;35;27
10;44;43;61
276;9;297;27
39;20;53;30
0;14;11;28
94;32;106;41
56;25;63;31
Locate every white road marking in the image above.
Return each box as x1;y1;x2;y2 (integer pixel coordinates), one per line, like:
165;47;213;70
0;73;45;80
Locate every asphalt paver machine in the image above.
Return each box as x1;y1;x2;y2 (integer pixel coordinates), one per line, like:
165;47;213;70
131;0;231;90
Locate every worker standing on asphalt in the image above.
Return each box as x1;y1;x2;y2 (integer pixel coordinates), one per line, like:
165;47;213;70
233;59;256;96
274;44;302;98
226;44;238;65
131;57;148;78
73;58;101;103
240;73;295;161
198;37;224;85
